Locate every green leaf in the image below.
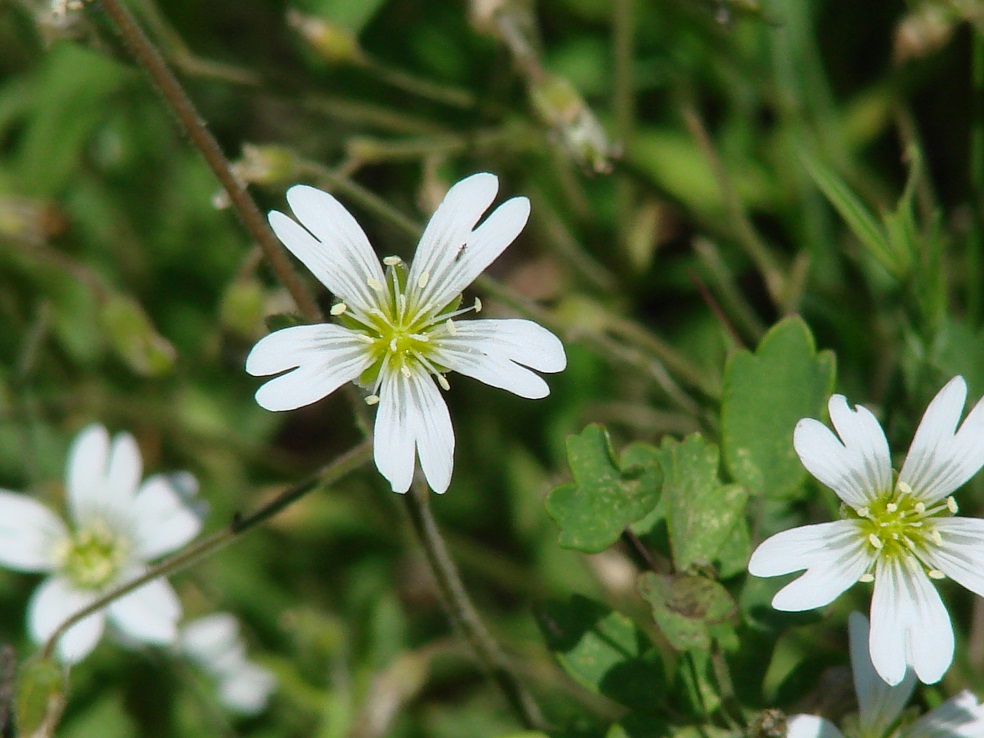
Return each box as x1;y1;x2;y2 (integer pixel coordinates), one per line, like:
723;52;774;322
546;426;661;553
637;573;737;651
16;657;68;738
660;435;748;571
537;595;664;712
721;317;835;499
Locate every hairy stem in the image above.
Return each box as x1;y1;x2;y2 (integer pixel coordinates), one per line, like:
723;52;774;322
42;441;372;660
403;481;546;731
97;0;320;321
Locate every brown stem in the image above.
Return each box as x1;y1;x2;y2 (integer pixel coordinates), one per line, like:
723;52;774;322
97;0;321;321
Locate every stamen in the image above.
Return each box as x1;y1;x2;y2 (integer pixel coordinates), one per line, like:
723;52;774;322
931;530;943;546
868;533;883;549
398;294;407;317
418;271;430;289
859;573;875;583
383;255;402;266
389;338;398;352
330;302;348;316
401;366;412;378
897;481;914;496
437;374;450;391
474;296;482;313
365;395;380;405
914;501;926;515
947;496;959;514
367;277;384;292
856;506;869;518
409;333;429;343
886;502;898;513
446;319;457;336
928;569;946;580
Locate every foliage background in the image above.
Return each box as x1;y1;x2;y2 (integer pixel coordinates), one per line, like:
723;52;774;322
0;0;982;736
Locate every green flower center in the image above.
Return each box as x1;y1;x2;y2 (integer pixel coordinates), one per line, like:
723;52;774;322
847;481;956;577
54;520;130;590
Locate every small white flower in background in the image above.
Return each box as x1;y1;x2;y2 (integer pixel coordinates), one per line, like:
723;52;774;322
0;424;203;664
179;613;276;715
786;612;984;738
246;172;567;494
749;376;984;685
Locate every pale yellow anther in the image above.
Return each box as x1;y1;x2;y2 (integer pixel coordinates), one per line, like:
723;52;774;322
474;296;483;313
886;502;898;513
446;319;457;336
383;255;402;266
859;573;875;583
897;481;914;496
932;530;943;546
418;271;430;289
857;506;869;518
914;501;926;515
928;569;946;580
367;277;384;292
330;302;348;316
389;338;398;352
868;533;883;549
437;374;450;391
947;496;959;514
365;395;380;406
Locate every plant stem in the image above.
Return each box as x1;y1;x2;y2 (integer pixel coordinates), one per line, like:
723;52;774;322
41;440;372;661
403;481;546;731
97;0;321;322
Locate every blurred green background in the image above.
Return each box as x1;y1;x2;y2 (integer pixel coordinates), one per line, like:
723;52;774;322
0;0;983;735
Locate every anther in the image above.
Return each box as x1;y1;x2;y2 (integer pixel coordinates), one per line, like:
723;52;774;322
418;271;430;289
446;319;457;336
914;501;926;515
897;481;914;496
947;496;958;514
886;502;898;513
365;395;380;406
928;569;946;580
932;530;943;546
474;296;483;312
859;573;875;583
330;302;348;316
868;533;883;549
367;277;384;292
437;374;450;391
383;255;402;266
856;506;869;518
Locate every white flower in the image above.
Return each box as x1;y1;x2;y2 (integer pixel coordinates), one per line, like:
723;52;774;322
748;376;984;685
786;612;984;738
0;424;203;664
179;613;276;715
246;172;567;494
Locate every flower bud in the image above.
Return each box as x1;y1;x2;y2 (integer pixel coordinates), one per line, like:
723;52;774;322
99;294;176;377
286;9;364;65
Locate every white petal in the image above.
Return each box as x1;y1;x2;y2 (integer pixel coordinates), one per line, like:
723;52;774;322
373;369;455;494
105;432;142;507
246;324;375;411
786;715;844;738
434;318;566;399
66;423;109;523
180;613;244;672
28;577;105;664
219;661;276;714
130;474;203;560
406;173;499;306
793;397;891;509
107;574;181;644
748;520;864;576
869;556;953;685
269;188;384;315
417;196;530;310
899;377;984;504
0;491;66;571
920;517;984;599
908;691;984;738
373;369;419;494
849;611;915;737
405;370;454;494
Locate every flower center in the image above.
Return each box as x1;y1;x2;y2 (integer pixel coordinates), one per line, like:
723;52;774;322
53;520;130;590
334;257;480;398
848;482;956;580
